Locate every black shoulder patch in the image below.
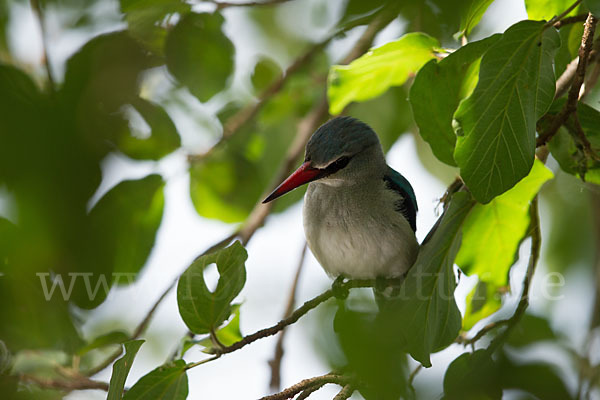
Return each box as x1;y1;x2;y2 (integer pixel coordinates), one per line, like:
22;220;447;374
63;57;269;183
383;174;417;232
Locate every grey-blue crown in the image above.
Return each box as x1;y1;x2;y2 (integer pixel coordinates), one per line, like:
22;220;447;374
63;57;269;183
305;116;380;165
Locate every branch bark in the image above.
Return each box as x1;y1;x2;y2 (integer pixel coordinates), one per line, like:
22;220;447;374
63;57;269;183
258;373;351;400
537;13;598;147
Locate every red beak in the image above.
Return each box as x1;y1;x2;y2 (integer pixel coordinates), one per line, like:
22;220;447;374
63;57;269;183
262;161;324;203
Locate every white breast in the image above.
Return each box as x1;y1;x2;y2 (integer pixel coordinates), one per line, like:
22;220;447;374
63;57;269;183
303;181;419;279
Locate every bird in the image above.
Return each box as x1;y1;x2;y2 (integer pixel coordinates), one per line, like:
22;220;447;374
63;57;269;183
263;116;419;281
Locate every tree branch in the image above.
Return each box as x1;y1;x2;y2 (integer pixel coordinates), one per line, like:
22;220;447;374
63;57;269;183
537;13;598;147
258;373;351;400
20;373;109;392
85;12;393;378
553;13;588;29
268;242;307;390
204;0;296;11
30;0;55;92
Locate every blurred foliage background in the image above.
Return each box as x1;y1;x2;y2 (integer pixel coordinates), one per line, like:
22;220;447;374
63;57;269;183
0;0;599;399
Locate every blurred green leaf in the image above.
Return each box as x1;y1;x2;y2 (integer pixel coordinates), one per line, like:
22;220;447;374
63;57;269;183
166;12;234;102
123;359;188;400
506;313;556;347
348;86;413;152
77;331;130;356
108;340;144;400
586;0;600;16
334;306;408;400
387;192;475;367
526;0;580;20
90;174;164;274
327;33;441;115
177;242;247;334
456;160;553;287
118;97;181;160
61;31;159;151
337;0;387;28
462;280;502;330
454;21;560;203
251;56;281;94
496;353;573;399
120;0;190;55
542;171;595;273
410;35;500;166
457;0;496;38
443;350;502;399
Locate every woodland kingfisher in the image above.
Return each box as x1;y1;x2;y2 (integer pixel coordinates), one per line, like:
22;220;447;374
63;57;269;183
263;116;419;280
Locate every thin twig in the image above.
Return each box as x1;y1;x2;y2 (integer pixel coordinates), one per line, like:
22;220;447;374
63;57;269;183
205;0;295;11
216;279;375;355
488;197;542;353
408;363;422;396
258;373;351;400
553;13;588;29
333;383;355;400
544;0;583;27
456;319;511;345
20;373;109;392
296;383;326;400
269;243;308;390
537;13;598;147
30;0;55;91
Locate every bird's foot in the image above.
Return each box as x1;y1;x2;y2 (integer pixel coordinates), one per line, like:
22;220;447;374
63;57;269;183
332;275;349;300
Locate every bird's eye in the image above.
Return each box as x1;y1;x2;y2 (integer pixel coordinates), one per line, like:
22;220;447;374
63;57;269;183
324;156;351;175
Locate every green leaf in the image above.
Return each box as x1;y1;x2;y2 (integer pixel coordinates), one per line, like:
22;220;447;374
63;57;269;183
453;21;560;203
197;304;243;351
457;0;496;38
123;359;188;400
108;340;144;400
120;0;191;55
77;330;130;355
506;313;556;347
89;174;165;278
526;0;580;20
586;0;600;17
166;12;235;102
337;0;387;29
444;350;502;399
333;306;408;400
251;56;281;94
410;35;500;166
118;97;181;160
177;241;247;334
456;160;553;286
462;280;502;330
327;33;441;115
389;191;475;367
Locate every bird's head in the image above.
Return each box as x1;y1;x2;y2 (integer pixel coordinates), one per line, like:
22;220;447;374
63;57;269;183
263;116;384;203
